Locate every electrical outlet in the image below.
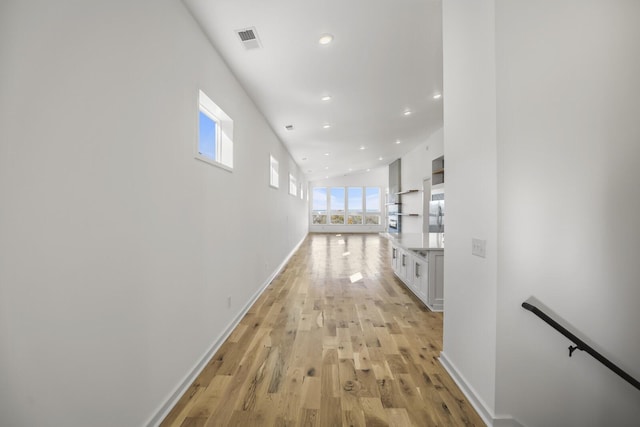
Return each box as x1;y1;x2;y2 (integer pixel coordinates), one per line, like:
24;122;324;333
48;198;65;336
472;238;486;258
227;296;232;308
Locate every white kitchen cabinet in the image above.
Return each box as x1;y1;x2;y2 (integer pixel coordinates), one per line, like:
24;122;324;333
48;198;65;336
390;238;443;312
412;253;429;301
397;247;410;283
391;245;411;285
427;251;444;311
391;245;399;272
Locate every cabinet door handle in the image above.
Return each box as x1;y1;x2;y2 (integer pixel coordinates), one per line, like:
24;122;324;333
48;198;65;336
392;248;396;259
402;254;406;266
415;262;420;278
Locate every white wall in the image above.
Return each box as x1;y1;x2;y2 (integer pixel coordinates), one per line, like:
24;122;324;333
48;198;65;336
441;0;499;422
442;1;640;426
399;128;444;234
309;166;388;233
494;1;640;426
0;1;307;426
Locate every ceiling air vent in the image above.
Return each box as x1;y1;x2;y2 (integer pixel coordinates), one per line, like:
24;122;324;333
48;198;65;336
285;125;294;131
236;27;262;50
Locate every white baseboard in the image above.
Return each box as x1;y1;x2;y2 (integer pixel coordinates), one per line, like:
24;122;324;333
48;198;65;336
145;234;308;427
439;352;523;427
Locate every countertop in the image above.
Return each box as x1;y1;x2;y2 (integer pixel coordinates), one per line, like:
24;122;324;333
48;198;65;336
383;232;444;251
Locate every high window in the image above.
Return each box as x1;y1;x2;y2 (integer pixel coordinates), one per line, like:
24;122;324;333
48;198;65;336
289;174;297;196
196;90;233;170
269;155;279;188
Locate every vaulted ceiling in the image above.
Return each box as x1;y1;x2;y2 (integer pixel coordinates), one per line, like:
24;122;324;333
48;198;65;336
183;0;443;181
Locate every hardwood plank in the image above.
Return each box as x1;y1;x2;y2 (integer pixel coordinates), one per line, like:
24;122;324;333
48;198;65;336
318;396;341;427
161;234;485;427
160;385;204;427
187;375;232;418
386;408;413;427
360;397;390;426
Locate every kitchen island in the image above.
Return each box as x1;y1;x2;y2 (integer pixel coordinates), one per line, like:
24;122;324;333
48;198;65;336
385;233;444;312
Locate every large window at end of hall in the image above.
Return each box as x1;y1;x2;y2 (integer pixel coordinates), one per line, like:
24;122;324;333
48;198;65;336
330;187;345;224
347;187;363;224
196;90;233;170
312;187;327;224
365;187;381;224
311;186;381;225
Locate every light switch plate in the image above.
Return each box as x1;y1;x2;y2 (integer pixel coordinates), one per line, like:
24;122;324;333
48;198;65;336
472;238;486;258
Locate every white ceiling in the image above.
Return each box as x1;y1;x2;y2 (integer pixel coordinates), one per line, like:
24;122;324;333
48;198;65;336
183;0;443;182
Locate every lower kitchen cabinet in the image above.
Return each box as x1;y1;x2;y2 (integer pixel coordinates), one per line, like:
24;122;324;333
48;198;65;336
391;243;443;312
391;246;398;271
412;254;428;301
391;244;409;283
427;251;444;311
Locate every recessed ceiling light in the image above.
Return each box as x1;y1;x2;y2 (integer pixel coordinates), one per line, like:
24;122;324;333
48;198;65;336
379;157;383;161
403;110;412;116
348;168;353;172
433;93;442;99
325;175;329;179
321;95;332;101
323;123;331;129
319;34;334;45
395;140;401;144
366;169;371;172
324;152;330;156
325;166;329;170
360;146;366;150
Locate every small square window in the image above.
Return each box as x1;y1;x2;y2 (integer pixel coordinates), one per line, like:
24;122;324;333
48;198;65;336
270;155;279;188
196;90;233;170
198;110;218;159
289;174;297;196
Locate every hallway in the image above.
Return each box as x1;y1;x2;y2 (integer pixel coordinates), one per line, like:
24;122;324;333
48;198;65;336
161;234;483;426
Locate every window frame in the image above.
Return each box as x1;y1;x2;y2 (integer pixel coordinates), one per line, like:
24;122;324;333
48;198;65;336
347;187;364;224
269;155;279;188
195;90;234;171
312;187;328;224
365;187;382;225
289;173;297;196
310;186;382;226
330;187;346;224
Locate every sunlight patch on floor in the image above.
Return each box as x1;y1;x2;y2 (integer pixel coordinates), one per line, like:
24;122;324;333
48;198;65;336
349;272;363;283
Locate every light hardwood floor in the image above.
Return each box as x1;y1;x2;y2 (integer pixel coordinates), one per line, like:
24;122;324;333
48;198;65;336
161;233;484;426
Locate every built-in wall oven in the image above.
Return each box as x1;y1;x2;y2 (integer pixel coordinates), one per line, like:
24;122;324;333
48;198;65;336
388;158;401;233
388;202;399;232
388;216;399;232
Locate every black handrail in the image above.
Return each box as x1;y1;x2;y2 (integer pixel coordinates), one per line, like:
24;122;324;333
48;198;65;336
522;300;640;391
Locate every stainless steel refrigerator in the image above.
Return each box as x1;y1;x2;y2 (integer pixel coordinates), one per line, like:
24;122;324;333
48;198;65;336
429;193;444;233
